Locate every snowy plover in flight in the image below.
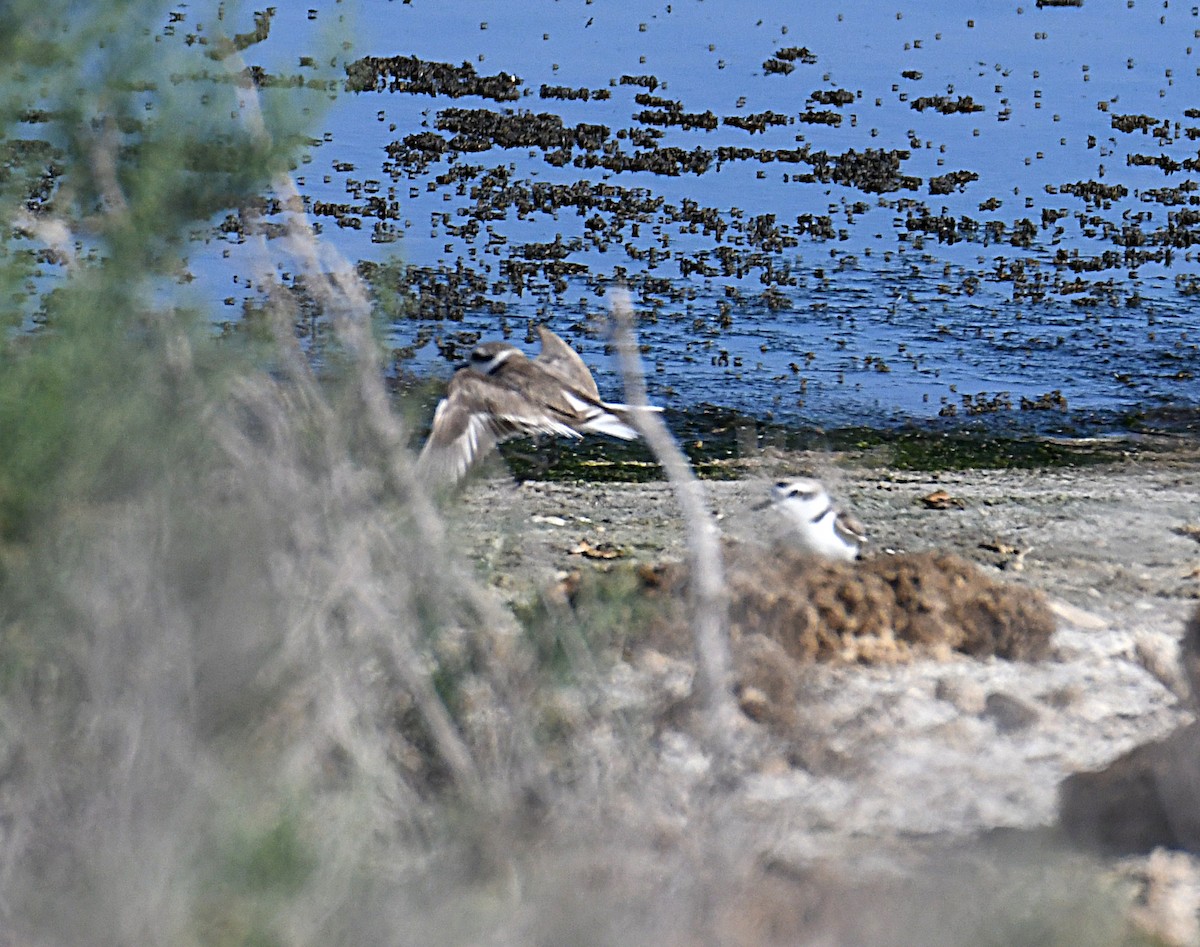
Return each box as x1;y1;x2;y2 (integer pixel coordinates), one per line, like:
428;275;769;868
755;477;868;561
416;326;658;484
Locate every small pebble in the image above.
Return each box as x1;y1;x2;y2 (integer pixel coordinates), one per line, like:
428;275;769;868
983;691;1040;732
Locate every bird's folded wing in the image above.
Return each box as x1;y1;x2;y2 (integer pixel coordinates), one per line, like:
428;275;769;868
835;510;869;544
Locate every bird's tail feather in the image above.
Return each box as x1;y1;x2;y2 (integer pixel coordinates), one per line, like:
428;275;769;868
580;411;639;440
601;400;664;414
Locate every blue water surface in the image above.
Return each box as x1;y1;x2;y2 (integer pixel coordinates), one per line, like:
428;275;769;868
186;0;1200;431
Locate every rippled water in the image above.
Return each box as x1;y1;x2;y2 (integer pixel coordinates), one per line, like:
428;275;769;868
201;1;1200;431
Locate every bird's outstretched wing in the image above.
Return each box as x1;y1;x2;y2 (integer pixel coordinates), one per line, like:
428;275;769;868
416;370;582;484
533;325;601;399
534;325;665;420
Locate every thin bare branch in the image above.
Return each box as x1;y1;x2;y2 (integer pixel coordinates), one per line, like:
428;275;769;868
608;287;738;761
90;114;131;221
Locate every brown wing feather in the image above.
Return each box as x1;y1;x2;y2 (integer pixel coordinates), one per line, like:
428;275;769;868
534;325;601;400
416;395;501;484
835;509;869;544
492;358;638;438
416;369;583;484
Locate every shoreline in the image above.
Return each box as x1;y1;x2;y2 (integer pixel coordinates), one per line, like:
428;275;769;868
484;407;1200;484
457;440;1200;619
438;441;1200;939
457;451;1197;807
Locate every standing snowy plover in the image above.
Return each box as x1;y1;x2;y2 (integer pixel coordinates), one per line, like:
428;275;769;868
416;326;659;484
755;477;868;561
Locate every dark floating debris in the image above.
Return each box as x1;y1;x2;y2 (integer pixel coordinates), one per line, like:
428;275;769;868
329;47;1200;347
618;73;660;92
539;84;609;102
635;107;718;132
910;95;986;115
795;109;843;127
723;111;791;134
1020;390;1069;411
762;47;818;75
928;170;980;195
345;54;522;101
436;107;610;151
809;88;854;107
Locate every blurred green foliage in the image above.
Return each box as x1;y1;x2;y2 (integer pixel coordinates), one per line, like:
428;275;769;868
0;0;302;542
0;4;354;943
221;811;317;896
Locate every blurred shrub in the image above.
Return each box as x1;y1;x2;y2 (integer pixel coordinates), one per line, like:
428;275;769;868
0;4;524;944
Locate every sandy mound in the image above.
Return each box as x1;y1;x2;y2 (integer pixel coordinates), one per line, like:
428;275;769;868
640;542;1056;666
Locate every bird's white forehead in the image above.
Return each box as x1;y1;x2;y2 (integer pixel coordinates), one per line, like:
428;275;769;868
772;477;825;500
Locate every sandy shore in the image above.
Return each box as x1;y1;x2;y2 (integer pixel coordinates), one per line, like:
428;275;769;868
445;440;1200;940
454;440;1200;622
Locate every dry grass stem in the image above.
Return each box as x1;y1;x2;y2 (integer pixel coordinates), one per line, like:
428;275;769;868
231;66;512;806
608;288;738;759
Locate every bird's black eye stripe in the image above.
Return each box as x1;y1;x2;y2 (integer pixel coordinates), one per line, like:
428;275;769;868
775;480;789;489
789;488;818;500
